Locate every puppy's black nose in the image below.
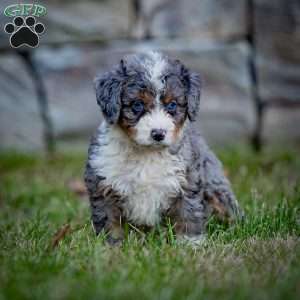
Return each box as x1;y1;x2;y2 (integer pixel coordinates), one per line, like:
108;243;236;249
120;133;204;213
151;129;166;142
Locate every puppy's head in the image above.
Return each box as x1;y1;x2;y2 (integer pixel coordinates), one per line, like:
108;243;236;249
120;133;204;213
94;52;201;147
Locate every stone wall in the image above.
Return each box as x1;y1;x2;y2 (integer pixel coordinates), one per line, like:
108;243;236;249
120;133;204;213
0;0;299;151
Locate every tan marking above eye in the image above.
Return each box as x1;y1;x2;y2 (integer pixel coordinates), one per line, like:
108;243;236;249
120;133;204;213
160;93;175;105
137;91;155;107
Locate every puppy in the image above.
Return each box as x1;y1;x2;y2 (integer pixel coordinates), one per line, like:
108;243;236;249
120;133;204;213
85;51;242;244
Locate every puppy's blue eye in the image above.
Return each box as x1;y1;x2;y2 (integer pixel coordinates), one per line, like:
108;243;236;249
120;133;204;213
131;100;144;114
166;101;177;113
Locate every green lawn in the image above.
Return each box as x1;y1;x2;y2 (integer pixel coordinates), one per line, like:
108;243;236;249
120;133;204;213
0;146;299;300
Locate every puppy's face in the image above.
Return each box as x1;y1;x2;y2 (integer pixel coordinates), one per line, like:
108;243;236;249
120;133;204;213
119;73;187;147
95;52;201;148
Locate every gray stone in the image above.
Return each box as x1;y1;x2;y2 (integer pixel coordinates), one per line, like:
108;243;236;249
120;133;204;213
0;0;131;49
43;0;131;44
132;0;247;40
33;46;100;142
263;106;300;144
0;53;44;151
255;0;300;103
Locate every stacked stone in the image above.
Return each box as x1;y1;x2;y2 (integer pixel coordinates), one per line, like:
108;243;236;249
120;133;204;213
0;0;298;150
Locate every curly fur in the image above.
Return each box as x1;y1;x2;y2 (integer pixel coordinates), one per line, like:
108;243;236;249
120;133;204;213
85;51;243;245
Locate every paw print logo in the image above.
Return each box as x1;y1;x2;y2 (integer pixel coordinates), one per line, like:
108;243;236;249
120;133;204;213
4;16;45;48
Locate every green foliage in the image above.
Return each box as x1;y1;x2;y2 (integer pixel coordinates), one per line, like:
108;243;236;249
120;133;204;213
0;146;299;300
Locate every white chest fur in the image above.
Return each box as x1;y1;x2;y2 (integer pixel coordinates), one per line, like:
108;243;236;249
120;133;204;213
90;124;186;226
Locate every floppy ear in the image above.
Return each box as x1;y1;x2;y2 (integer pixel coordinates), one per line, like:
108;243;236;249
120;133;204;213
180;64;202;121
94;60;126;124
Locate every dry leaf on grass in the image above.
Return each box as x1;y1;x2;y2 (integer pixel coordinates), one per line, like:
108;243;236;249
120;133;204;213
51;224;71;249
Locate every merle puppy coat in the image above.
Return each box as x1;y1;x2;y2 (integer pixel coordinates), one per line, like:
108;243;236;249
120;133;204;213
85;52;242;244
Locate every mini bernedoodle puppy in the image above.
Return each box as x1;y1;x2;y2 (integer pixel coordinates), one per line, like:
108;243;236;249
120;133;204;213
85;51;243;245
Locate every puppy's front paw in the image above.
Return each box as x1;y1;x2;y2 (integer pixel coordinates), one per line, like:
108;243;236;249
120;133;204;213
106;235;124;246
106;226;124;246
177;234;207;248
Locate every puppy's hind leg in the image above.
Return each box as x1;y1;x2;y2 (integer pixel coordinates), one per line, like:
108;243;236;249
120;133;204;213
168;195;209;246
200;146;244;222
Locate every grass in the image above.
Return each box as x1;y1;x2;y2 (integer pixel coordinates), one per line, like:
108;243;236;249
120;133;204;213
0;145;299;300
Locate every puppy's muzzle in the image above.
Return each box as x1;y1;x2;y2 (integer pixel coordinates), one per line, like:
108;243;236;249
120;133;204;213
151;129;166;142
